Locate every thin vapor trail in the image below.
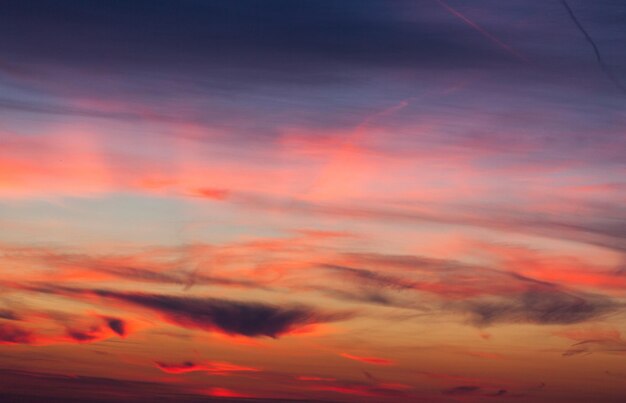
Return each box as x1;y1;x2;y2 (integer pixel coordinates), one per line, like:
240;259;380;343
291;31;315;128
559;0;626;95
435;0;528;63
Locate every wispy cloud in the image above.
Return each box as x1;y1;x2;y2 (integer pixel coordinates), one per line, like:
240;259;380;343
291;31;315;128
155;360;259;375
340;353;395;366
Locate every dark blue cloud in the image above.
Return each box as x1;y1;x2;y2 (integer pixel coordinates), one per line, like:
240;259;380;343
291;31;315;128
89;289;349;337
104;317;126;336
458;288;618;326
20;285;351;338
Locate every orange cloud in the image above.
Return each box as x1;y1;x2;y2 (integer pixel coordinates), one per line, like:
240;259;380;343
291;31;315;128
201;387;255;398
339;353;395;365
155;360;259;375
553;327;622;342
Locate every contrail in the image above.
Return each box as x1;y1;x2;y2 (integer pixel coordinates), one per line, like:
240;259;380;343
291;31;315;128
559;0;626;95
435;0;528;63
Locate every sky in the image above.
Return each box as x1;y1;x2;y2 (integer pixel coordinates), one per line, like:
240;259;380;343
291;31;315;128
0;0;625;402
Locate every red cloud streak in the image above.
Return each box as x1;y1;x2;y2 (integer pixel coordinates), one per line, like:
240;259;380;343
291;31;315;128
339;353;395;365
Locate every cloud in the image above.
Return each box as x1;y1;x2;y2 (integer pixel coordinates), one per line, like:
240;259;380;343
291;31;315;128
65;327;102;342
0;368;277;402
0;310;130;346
201;387;256;399
103;317;126;336
62;315;131;343
554;327;622;342
4;245;264;290
326;252;621;326
6;240;621;330
92;290;347;337
442;385;481;395
22;285;350;338
320;259;548;301
0;323;36;344
189;187;231;200
556;328;626;356
316;253;623;328
562;342;597;356
0;309;20;321
339;353;395;366
231;192;626;253
155;360;259;375
455;288;618;326
307;379;411;398
323;264;418;290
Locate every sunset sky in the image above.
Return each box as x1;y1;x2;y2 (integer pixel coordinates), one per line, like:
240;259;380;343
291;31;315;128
1;1;625;402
